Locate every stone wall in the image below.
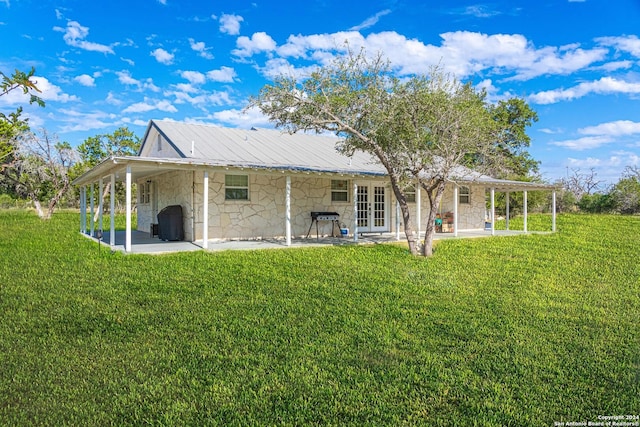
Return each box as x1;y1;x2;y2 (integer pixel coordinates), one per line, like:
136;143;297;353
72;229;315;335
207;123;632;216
138;170;488;241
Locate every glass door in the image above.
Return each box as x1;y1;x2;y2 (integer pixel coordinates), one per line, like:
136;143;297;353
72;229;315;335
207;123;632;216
356;184;388;232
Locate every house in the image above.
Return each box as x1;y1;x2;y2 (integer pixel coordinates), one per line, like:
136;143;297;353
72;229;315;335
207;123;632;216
73;120;557;252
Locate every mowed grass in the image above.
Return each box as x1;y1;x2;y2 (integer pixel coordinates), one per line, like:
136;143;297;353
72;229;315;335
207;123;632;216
0;210;638;426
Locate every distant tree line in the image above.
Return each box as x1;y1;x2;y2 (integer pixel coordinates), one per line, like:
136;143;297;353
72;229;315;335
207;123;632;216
553;167;640;215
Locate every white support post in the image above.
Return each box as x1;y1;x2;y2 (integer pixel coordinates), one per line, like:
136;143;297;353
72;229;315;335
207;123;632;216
125;165;132;253
395;200;400;241
505;191;510;231
98;178;103;234
80;186;87;234
110;174;115;247
552;190;557;232
490;187;496;236
203;171;209;249
416;185;421;241
523;190;528;233
285;175;291;247
89;183;95;237
453;185;459;237
353;182;358;243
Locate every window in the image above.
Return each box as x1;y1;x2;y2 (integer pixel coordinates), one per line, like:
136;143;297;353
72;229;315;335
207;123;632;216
331;179;349;202
139;182;150;204
405;185;416;203
459;186;470;204
225;174;249;200
157;134;162;152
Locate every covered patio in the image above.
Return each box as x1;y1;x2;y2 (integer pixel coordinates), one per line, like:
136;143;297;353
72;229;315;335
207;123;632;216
73;156;557;255
82;227;543;255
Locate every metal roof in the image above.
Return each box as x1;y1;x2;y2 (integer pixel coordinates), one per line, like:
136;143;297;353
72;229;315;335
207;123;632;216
146;119;387;175
73;120;555;191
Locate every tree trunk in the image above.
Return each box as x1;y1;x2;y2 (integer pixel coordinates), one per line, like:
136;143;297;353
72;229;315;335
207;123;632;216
30;195;45;219
93;182;111;222
388;179;419;255
422;181;446;257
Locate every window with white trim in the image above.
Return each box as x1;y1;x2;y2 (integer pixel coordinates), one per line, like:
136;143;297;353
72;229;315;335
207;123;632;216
405;185;416;203
331;179;349;202
139;182;151;204
225;174;249;200
459;186;470;204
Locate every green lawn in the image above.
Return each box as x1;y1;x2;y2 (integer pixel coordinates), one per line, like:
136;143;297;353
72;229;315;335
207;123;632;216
0;210;638;426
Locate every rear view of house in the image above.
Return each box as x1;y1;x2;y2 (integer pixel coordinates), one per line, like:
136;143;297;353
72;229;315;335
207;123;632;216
73;120;555;252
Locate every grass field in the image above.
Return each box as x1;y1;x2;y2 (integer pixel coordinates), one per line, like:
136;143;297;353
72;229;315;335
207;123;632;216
0;210;638;426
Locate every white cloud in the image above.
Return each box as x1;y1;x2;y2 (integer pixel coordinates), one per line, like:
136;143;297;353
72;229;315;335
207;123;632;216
529;77;640;104
579;120;640;137
206;66;237;82
105;91;122;105
566;151;640;184
549;135;614;151
54;20;114;54
549;121;640;153
349;9;391;31
210;106;272;128
56;108;120;132
232;32;277;57
115;70;160;92
74;74;95;86
180;70;206;84
122;98;177;114
151;48;174;64
121;57;135;66
219;13;243;35
273;30;608;81
597;35;640;57
0;76;78;105
166;88;234;108
259;58;319;80
457;5;502;18
116;70;140;86
188;38;214;59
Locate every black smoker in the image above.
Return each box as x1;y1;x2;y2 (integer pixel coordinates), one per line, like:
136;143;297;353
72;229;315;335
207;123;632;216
157;205;184;241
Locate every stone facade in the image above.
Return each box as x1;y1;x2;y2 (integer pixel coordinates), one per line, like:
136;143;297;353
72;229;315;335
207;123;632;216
137;170;489;241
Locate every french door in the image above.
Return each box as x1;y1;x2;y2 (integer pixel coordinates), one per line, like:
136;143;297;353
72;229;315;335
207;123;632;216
356;183;388;232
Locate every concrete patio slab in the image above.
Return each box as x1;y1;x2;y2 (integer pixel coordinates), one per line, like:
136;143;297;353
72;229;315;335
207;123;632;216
83;228;533;255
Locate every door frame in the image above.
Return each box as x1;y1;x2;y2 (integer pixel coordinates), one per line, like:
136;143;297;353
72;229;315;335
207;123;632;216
355;181;389;233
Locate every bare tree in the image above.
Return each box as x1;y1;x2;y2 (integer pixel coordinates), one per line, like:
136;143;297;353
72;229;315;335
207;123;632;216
562;167;602;200
2;129;76;219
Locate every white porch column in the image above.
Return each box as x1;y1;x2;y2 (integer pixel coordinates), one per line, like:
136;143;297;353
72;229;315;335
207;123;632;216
453;185;459;237
80;186;87;234
98;178;103;233
110;173;115;247
203;171;209;249
285;175;291;247
490;187;496;236
523;190;528;233
353;182;358;243
125;165;132;253
416;185;421;240
505;191;510;230
552;190;557;232
89;183;95;237
395;200;400;241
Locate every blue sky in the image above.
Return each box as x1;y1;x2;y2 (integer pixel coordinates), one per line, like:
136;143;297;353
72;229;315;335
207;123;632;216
1;0;640;186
